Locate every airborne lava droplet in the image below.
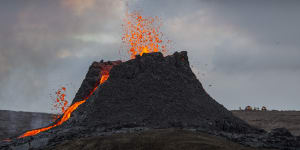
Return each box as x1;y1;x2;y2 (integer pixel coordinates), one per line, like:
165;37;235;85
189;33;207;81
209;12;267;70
52;87;69;122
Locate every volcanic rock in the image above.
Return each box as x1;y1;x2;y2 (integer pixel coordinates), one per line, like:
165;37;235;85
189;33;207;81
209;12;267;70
269;128;294;137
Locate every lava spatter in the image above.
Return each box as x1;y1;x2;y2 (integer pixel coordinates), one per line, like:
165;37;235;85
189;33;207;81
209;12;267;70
122;11;168;59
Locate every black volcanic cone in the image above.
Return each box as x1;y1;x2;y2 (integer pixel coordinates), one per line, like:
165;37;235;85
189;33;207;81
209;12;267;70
68;51;258;134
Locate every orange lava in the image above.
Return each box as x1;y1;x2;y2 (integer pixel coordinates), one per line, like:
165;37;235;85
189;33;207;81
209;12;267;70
18;73;110;138
100;75;109;84
99;67;110;85
122;11;168;59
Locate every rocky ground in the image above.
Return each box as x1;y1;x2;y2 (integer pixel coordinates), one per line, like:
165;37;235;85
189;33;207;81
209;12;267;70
2;110;300;142
49;129;274;150
0;111;299;149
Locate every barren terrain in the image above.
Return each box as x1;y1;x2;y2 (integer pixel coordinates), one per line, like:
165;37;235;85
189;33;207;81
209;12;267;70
50;129;272;150
1;110;300;149
232;110;300;136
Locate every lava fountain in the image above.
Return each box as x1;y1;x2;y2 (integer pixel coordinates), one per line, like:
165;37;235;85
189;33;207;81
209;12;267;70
122;11;168;59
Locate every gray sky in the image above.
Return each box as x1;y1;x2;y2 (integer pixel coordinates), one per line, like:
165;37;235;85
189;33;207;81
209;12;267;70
0;0;300;113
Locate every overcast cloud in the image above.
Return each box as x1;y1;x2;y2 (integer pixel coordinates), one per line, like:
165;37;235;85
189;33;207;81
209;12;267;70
0;0;300;112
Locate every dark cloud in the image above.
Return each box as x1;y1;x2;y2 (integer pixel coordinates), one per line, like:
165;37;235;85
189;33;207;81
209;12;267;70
212;46;300;74
205;0;300;45
132;0;300;110
1;0;300;112
0;0;127;112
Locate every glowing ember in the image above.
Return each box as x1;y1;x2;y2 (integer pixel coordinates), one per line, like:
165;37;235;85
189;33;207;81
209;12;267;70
122;11;168;59
52;87;69;122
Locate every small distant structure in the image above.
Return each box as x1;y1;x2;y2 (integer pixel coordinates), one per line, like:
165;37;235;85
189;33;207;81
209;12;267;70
245;106;253;111
253;107;259;111
243;106;267;111
261;106;267;111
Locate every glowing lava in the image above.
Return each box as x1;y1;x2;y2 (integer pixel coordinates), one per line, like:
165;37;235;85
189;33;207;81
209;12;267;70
99;67;110;85
18;100;86;138
122;11;168;59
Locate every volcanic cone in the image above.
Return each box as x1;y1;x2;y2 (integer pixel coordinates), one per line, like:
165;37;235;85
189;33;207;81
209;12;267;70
67;51;258;134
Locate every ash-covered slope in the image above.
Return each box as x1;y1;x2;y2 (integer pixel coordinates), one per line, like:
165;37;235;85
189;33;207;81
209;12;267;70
69;51;258;134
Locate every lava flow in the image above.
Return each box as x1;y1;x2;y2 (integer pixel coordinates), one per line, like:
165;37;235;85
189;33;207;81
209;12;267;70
18;71;109;138
18;10;168;139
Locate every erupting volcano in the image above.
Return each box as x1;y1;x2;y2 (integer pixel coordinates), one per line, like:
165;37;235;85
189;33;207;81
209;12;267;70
17;10;169;139
2;10;300;150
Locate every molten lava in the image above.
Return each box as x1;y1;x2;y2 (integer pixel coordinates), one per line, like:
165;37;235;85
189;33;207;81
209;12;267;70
18;100;86;138
122;11;168;59
99;66;110;85
100;75;109;84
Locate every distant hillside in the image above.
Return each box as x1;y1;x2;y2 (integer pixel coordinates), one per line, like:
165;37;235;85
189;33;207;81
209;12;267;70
232;110;300;136
0;110;53;140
